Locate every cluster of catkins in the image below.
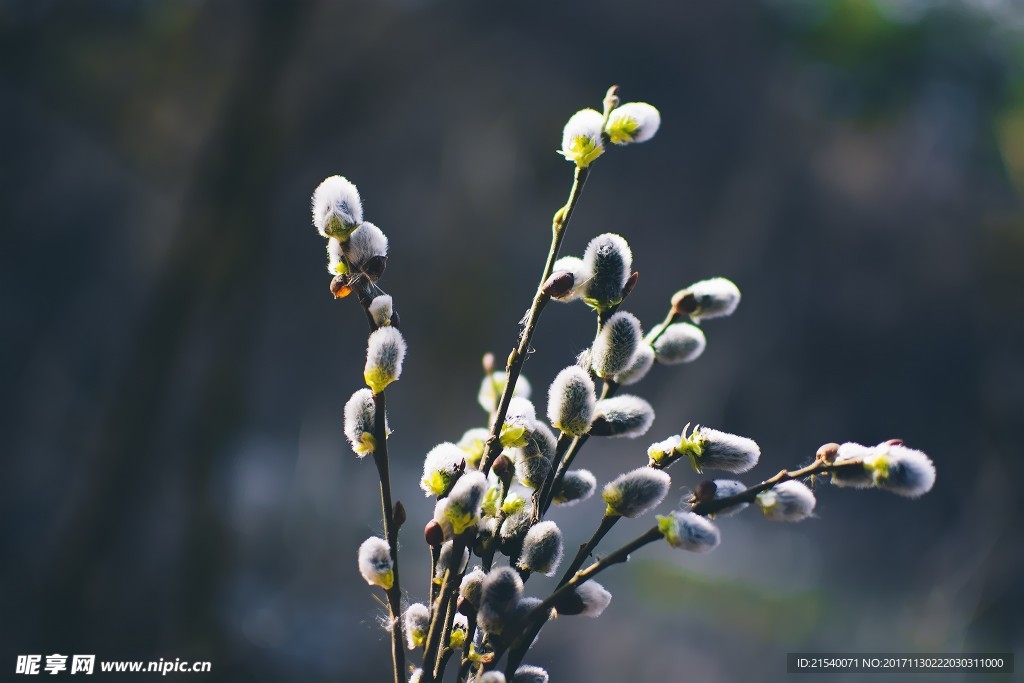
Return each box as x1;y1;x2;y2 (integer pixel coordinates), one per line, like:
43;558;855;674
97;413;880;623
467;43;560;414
317;91;937;683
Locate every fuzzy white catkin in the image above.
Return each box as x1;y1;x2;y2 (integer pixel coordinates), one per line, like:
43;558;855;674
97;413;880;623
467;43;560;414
613;342;655;386
553;469;597;506
435;540;470;578
357;536;393;589
757;480;816;521
591;311;643;378
696;427;760;473
312;175;362;236
499;509;533;556
549;255;592;302
659;510;721;552
582;233;633;309
651;322;707;365
830;442;875;488
477;673;506;683
524;421;557;460
326;238;345;275
576;581;613;617
460;568;486;609
345;221;388;271
606;102;661;144
457;427;491;469
409;669;423;683
442;470;487;533
603;467;672;518
478;372;532;414
404;603;430;650
515;449;552;490
560;108;604;168
547;366;596;436
681;277;741;321
512;665;549;683
364;326;406;394
709;479;750;516
478;567;523;634
517;521;564;576
368;295;393;328
867;442;936;497
420;442;466;497
506;397;537;423
590;395;655;438
343;388;377;456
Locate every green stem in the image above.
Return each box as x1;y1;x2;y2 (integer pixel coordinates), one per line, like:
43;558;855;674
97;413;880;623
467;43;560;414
479;165;591;476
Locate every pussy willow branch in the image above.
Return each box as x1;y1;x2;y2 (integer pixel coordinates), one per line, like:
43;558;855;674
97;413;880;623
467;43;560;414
352;283;406;683
422;536;468;683
502;526;665;676
688;457;865;516
557;513;620;588
533;433;573;524
478;165;591;476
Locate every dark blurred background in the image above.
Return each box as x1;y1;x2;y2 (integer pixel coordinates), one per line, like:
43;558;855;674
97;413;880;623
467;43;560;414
2;0;1023;681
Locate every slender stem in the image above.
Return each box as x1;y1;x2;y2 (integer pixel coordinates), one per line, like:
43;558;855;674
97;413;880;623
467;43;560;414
371;391;405;683
556;514;620;588
646;307;680;347
479;165;591;476
690;457;866;517
533;433;573;523
433;588;460;679
422;537;466;683
503;527;664;676
455;616;478;683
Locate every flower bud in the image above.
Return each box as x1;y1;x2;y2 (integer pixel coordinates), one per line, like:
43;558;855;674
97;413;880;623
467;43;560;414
479;371;532;414
369;294;393;328
649;322;706;365
515;450;552;490
409;669;423;683
605;101;661;145
343;388;377;456
560;108;604;168
477;673;506;683
582;233;633;311
602;467;671;518
440;471;488;535
499;509;532;557
673;425;760;473
613;343;655;386
492;452;514;484
404;603;430;650
541;270;576;300
421;442;466;497
345;221;389;275
424;519;444;547
357;536;393;589
517;521;564;576
364;327;407;394
312;175;362;239
829;442;874;488
656;510;721;552
329;273;352;299
478;567;523;635
509;596;546;632
547;366;596;436
673;277;741;322
512;665;549;683
549;256;592;302
756;480;816;521
435;539;470;579
460;568;486;610
864;442;935;498
591;311;642;378
553;580;612;617
589;395;655;438
552;469;597;507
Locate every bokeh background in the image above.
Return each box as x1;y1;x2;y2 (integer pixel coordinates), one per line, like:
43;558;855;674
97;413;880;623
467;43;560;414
2;0;1023;681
